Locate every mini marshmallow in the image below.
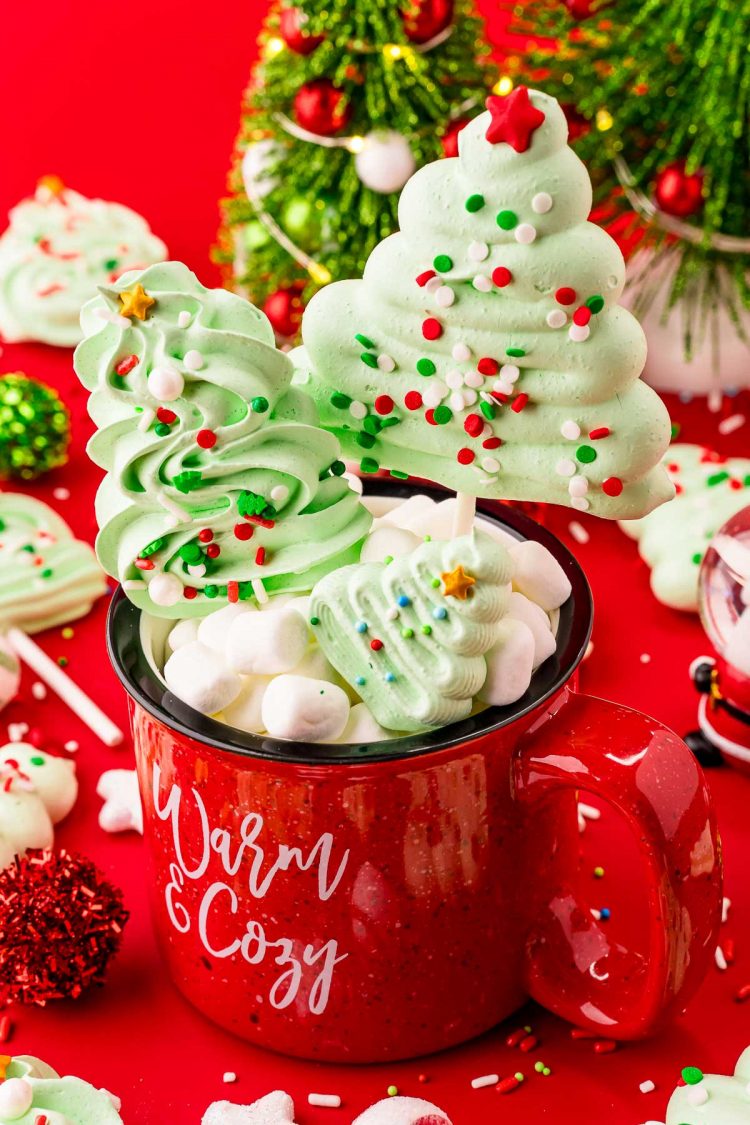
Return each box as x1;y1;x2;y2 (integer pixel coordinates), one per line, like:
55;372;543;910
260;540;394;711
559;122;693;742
378;494;437;532
262;675;350;742
227;606;309;675
168;618;200;652
478;618;535;707
361;526;422;564
336;702;393;744
198;603;255;655
391;497;462;541
202;1090;296;1125
352;1096;452;1125
221;675;273;735
474;515;518;549
509;540;572;611
164;641;242;714
507;591;557;669
97;769;143;834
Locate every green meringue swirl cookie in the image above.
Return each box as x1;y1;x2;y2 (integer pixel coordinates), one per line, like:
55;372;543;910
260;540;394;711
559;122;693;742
310;530;512;731
0;494;107;633
663;1048;750;1124
74;261;371;618
298;86;673;520
0;178;166;347
0;1055;122;1124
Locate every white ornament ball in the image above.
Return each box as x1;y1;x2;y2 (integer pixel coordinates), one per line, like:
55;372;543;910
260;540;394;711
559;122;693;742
148;572;184;607
148;364;184;402
354;131;416;194
241;138;280;201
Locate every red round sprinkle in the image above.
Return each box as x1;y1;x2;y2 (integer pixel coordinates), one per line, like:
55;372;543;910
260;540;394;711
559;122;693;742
198;528;213;542
589;426;611;440
370;638;384;651
555;287;576;305
730;478;743;490
404;391;423;411
183;587;197;600
425;408;438;426
602;477;623;496
492;266;512;288
206;543;220;558
477;357;499;376
156;407;176;424
234;523;254;540
674;483;683;495
197;429;217;449
573;306;592;326
115;354;138;376
422;317;442;340
255;547;266;566
511;393;529;413
374;394;394;415
464;413;483;437
457;447;475;465
483;436;502;449
416;269;436;287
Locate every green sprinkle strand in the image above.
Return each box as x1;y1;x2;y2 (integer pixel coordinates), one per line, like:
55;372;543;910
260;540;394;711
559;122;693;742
355;333;375;349
361;352;379;368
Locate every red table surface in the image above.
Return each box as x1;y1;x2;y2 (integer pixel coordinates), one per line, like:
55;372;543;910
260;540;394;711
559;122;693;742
3;3;750;1123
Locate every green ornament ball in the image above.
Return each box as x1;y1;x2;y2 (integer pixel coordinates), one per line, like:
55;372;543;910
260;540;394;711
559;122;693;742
282;197;322;246
242;220;271;251
0;373;70;481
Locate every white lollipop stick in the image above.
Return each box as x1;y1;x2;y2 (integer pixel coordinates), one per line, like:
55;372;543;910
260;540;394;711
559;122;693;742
452;491;476;537
7;627;124;747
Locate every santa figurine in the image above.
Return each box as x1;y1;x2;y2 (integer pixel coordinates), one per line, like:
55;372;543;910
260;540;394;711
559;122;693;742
686;506;750;771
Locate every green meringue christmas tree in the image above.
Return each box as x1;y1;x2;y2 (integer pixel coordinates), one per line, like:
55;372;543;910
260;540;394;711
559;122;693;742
298;86;674;520
74;262;370;617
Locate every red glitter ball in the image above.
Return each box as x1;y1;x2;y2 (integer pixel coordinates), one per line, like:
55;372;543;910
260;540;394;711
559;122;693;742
464;413;483;437
602;477;623;496
206;543;220;558
416;270;436;287
457;447;475;465
589;426;610;440
425;408;438;426
511;393;529;413
156;407;176;424
374;395;394;415
483;436;502;449
234;523;254;541
405;391;423;411
183;587;197;600
477;357;499;376
198;528;214;542
492;266;512;288
555;287;576;305
0;849;128;1006
196;429;217;449
573;306;592;326
422;317;442;340
370;638;384;651
114;354;138;376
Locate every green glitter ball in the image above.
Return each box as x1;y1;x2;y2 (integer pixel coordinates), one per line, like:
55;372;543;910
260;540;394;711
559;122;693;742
0;373;70;481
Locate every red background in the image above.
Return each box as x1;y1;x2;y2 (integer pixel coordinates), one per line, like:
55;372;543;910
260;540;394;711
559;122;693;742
2;3;750;1123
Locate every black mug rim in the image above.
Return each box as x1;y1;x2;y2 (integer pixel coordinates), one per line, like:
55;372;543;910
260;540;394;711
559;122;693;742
106;483;593;766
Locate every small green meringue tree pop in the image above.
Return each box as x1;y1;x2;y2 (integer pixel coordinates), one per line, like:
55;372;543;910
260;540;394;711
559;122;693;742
74;261;371;617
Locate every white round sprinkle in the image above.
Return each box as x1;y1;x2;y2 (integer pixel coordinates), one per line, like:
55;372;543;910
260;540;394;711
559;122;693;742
468;240;489;261
556;458;577;477
639;1080;655;1095
462;388;478;406
423;381;449;408
64;740;79;752
270;484;289;505
499;363;520;382
515;223;537;244
560;420;581;440
687;1086;709;1107
386;607;399;621
568;475;589;497
464;370;483;388
177;310;192;328
187;563;207;578
377;353;395;372
222;1073;237;1084
452;342;471;362
449;391;465;412
571;495;590;511
446;369;464;390
31;682;47;701
183;349;204;371
569;521;589;544
308;1094;342;1108
349;401;367;420
532;191;553;214
569;323;591;342
482;456;500;473
472;274;492;292
148;365;184;402
547;309;567;329
436;285;455;308
53;486;70;500
425;276;442;293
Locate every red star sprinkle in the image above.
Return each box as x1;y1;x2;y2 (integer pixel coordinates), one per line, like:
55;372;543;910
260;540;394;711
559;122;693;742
485;86;545;152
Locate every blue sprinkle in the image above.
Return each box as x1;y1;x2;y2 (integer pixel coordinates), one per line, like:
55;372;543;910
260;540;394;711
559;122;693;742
355;675;366;686
385;672;396;682
397;595;411;607
432;607;448;620
355;621;368;633
600;907;611;920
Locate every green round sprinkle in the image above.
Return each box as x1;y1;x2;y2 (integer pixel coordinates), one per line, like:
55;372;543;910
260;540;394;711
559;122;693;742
331;392;352;409
433;254;453;272
361;352;379;368
363;416;382;435
251;396;269;413
587;294;605;313
465;193;485;212
401;627;414;638
104;258;118;271
514;1073;524;1083
179;543;203;564
682;1067;703;1086
384;555;394;564
744;474;750;486
433;404;452;425
360;457;379;474
506;347;526;357
154;422;171;437
480;401;496;421
355;333;375;349
30;755;45;766
671;422;681;439
357;431;376;449
576;445;597;464
205;584;218;598
496;209;518;230
387;1086;398;1097
431;578;440;588
542;1067;551;1077
310;615;320;626
534;1062;544;1073
692;552;703;565
58;657;68;668
330;459;346;476
421;624;432;635
417;358;436;377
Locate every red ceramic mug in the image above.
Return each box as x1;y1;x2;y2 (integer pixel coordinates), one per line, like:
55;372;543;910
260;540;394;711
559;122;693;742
107;491;722;1063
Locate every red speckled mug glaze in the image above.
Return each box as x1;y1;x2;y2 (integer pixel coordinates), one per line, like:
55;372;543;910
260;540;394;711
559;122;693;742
108;494;723;1063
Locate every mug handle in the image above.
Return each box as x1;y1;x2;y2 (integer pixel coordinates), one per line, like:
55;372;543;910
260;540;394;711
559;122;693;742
514;688;723;1039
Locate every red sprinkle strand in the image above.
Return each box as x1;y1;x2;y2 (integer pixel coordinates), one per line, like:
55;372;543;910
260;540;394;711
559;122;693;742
593;1039;618;1054
464;413;483;437
602;477;623;497
416;269;436;287
374;395;394;415
570;1028;599;1040
573;306;592;326
196;429;217;449
457;448;475;465
0;1014;13;1043
156;407;177;424
492;266;513;288
234;523;254;540
405;391;423;411
422;317;442;340
511;393;529;413
483;436;502;449
735;984;750;1002
589;427;611;440
255;547;266;566
723;939;736;964
227;580;239;603
496;1076;523;1095
477;357;499;376
505;1029;526;1048
519;1035;538;1053
555;287;576;305
134;557;154;571
370;638;384;651
245;515;275;529
115;354;138;376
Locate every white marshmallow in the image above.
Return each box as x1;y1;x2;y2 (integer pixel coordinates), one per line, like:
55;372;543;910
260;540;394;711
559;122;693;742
336;702;392;744
392;497;460;540
507;592;557;669
378;494;437;532
361;526;422;563
479;618;535;706
353;1096;452;1125
97;769;143;834
198;603;255;654
725;607;750;678
474;515;518;549
164;642;242;714
202;1091;296;1125
168;618;200;652
509;540;572;611
262;675;350;742
227;607;309;675
221;676;273;734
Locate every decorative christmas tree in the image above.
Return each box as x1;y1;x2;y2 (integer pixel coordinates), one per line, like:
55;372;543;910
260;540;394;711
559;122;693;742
215;0;493;338
509;1;750;362
74;262;371;617
298;86;673;519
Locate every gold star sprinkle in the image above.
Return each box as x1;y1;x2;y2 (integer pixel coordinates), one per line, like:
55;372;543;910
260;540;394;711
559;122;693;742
441;565;476;600
118;283;156;321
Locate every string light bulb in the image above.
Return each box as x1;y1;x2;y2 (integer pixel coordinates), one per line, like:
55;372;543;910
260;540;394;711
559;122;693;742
264;36;285;58
346;135;366;154
384;43;405;60
493;76;514;96
596;108;614;131
308;262;332;285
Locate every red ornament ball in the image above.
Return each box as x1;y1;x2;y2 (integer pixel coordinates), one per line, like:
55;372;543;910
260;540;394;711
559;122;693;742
263;283;305;338
654;160;704;218
0;849;129;1006
401;0;454;43
441;118;469;158
564;0;600;18
561;103;589;145
293;78;352;137
279;7;324;54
